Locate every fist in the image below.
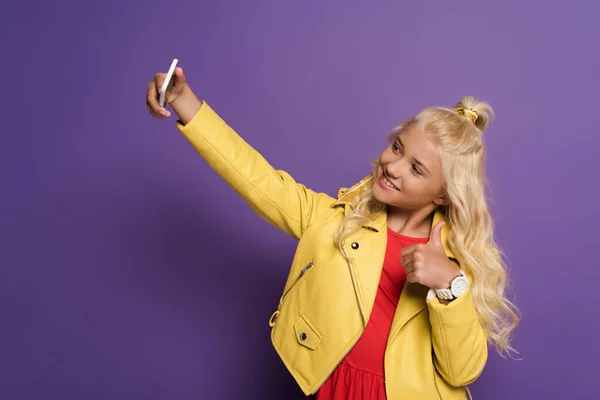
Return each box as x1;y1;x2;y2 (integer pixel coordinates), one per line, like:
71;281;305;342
400;221;460;290
146;66;187;119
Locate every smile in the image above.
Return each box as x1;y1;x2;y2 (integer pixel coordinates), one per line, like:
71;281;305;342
379;173;399;191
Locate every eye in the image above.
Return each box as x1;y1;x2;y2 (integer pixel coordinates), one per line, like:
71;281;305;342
392;142;402;154
412;165;422;176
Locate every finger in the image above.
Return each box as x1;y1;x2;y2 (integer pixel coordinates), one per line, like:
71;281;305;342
146;101;166;119
173;66;186;85
147;81;170;117
153;80;171;116
401;252;414;267
166;75;176;93
146;102;160;118
403;262;414;275
146;91;168;119
145;86;159;118
429;221;445;247
402;243;425;257
170;67;187;97
406;272;417;283
401;244;417;257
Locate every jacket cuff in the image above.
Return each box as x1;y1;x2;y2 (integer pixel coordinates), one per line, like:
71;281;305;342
175;100;212;130
427;286;479;324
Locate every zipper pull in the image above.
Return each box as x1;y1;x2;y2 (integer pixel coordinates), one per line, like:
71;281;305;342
299;262;313;276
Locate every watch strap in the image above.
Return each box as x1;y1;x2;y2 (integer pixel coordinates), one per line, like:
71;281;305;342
434;270;466;300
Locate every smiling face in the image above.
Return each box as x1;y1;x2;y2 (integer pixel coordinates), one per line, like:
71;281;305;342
372;125;447;211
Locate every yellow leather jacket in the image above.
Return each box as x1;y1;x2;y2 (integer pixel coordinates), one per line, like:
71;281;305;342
176;102;488;399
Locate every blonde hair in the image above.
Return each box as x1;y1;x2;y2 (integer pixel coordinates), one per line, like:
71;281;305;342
333;96;520;358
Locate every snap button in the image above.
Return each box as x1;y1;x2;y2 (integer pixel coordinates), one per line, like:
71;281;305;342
351;242;359;249
294;314;322;350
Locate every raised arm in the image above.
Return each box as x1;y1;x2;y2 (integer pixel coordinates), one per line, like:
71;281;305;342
146;67;336;239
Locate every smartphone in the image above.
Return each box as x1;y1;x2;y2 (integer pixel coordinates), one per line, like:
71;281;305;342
159;58;179;107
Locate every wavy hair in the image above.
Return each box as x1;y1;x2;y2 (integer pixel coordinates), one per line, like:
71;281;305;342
333;96;520;358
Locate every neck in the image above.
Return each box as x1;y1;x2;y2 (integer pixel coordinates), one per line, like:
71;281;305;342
386;203;438;239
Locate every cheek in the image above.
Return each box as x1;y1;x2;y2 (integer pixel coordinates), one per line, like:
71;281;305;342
402;178;436;197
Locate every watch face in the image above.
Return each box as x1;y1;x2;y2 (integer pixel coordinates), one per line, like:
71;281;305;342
451;277;468;297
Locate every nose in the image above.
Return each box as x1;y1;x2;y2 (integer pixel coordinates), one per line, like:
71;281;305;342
386;161;402;180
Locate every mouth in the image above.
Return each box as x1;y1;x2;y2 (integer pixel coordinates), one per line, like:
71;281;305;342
379;171;400;191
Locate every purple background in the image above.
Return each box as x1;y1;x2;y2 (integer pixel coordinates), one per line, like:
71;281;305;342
2;0;599;398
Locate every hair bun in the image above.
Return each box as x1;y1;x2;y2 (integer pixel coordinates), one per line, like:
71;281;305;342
454;96;495;133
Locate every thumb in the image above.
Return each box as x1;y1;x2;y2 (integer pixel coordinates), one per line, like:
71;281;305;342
429;221;445;247
174;67;186;84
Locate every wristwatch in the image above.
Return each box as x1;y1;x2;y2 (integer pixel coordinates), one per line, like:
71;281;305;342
430;270;469;301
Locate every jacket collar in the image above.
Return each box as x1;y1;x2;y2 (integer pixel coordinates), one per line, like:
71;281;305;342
331;174;456;260
331;174;374;209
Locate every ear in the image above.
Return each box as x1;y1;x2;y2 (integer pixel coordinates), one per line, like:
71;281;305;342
433;193;449;206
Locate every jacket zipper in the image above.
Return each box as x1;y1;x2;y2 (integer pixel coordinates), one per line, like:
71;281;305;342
281;261;313;302
269;262;314;327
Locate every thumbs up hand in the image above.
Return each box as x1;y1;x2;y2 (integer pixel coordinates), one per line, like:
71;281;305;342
400;221;460;290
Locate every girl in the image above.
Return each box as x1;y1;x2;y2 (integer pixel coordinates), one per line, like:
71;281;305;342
146;66;519;399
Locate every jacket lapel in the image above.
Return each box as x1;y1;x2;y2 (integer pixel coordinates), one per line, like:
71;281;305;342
332;174;457;333
340;210;387;326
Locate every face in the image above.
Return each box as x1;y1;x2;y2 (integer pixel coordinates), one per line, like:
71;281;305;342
372;125;447;211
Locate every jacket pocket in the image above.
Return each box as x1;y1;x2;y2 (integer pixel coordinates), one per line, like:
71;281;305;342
294;313;322;350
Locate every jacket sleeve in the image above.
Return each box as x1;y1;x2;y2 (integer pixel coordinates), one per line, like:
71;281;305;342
426;270;488;387
175;102;336;240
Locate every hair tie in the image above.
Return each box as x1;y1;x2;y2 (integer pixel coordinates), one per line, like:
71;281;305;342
457;108;478;124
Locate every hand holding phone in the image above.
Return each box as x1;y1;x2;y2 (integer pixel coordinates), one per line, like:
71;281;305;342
146;58;191;119
159;58;179;107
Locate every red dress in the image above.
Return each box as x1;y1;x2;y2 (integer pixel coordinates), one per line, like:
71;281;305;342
307;228;429;400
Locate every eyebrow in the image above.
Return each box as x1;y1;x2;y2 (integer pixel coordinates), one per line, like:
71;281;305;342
396;137;431;175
